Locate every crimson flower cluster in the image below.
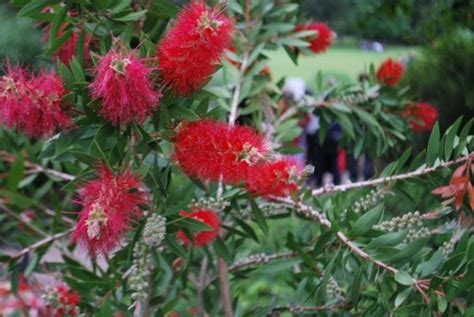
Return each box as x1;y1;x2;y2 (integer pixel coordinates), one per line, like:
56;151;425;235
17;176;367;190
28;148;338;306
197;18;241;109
90;49;161;125
376;58;404;86
0;64;72;138
45;284;81;317
157;2;234;95
402;102;439;132
246;159;304;198
177;208;221;247
173;119;305;198
295;22;334;53
173;119;270;184
72;165;148;256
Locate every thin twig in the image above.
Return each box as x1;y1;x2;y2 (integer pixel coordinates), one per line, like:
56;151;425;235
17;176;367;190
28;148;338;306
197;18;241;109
228;51;249;126
269;303;352;314
11;228;74;259
312;153;473;197
0;203;48;237
0;151;75;181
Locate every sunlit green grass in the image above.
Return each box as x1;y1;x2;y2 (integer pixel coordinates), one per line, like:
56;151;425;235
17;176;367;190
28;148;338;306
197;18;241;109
266;42;418;87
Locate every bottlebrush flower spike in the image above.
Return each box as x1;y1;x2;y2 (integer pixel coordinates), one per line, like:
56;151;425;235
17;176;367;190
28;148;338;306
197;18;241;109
177;208;220;247
157;2;234;95
401;102;439;132
376;58;404;86
173;119;270;184
295;22;334;53
90;48;161;125
245;158;306;198
72;165;148;256
0;64;72;138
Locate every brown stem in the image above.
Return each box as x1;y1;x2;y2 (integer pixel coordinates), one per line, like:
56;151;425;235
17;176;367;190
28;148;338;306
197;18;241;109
197;256;209;316
274;198;432;304
312;153;473;197
217;257;233;317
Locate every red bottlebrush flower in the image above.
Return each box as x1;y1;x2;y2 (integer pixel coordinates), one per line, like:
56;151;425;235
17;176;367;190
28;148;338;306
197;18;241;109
72;165;148;256
43;284;80;316
90;49;161;125
43;24;92;65
173;119;269;184
57;284;80;307
295;22;333;54
157;2;234;95
0;65;72;138
177;208;220;247
246;158;304;198
376;58;404;86
401;102;439;132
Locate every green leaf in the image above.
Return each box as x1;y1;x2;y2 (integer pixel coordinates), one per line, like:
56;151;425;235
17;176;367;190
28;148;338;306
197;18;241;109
258;259;302;274
444;116;463;160
7;154;24;192
97;299;114;317
438;297;447;313
454;118;473;157
350;204;384;236
168;105;200;121
350;264;364;303
283;45;298;65
164;235;186;258
70;151;97;166
17;0;48;17
177;217;212;232
112;10;147;22
70;57;86;83
426;122;440;166
286;233;316;268
367;230;407;248
277;37;310;47
235;218;259;243
415;250;443;277
48;3;71;47
10;263;19;294
214;238;231;262
394;271;414;286
395;287;412;307
250;199;269;235
390;238;429;262
149;0;179;19
394;147;412;173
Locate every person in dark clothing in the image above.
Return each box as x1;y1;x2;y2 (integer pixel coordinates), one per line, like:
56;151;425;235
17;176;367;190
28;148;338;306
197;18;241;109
306;122;342;186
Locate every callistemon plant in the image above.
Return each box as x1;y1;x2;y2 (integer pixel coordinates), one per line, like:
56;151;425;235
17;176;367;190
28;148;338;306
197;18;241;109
1;0;473;316
157;1;234;95
173;119;270;184
90;44;161;125
72;165;148;256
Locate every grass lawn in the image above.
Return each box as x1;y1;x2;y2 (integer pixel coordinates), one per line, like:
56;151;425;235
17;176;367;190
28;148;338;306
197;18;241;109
265;42;418;88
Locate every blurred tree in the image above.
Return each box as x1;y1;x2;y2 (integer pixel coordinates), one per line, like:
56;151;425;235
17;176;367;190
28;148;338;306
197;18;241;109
403;28;474;131
300;0;474;44
0;4;44;70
